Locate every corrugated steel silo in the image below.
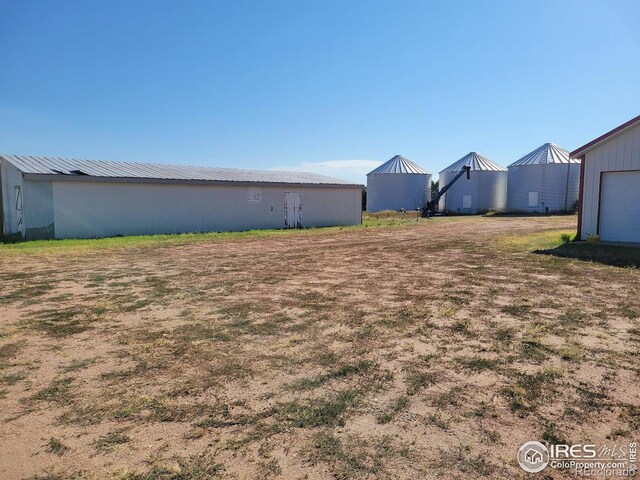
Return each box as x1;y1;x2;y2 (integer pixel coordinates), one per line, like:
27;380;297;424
507;143;581;213
438;152;507;213
366;155;431;212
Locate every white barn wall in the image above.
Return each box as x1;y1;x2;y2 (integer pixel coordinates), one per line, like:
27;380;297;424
0;160;24;237
23;180;55;239
580;122;640;240
40;179;361;239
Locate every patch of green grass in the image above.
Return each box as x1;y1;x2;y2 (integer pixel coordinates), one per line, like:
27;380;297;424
457;357;500;372
93;430;131;453
501;303;531;317
450;319;470;333
30;377;75;405
308;433;371;478
377;396;410;424
502;368;561;416
46;437;69;456
498;229;575;252
0;341;24;368
308;432;408;479
0;282;55;304
607;428;631;440
111;396;210;423
173;322;231;343
620;405;640;430
0;214;444;256
61;358;97;373
0;371;26;385
257;458;281;478
494;326;516;343
26;307;96;338
58;404;105;427
26;473;68;480
276;390;359;428
557;344;584;362
432;444;496;476
558;308;587;330
291;361;372;391
116;451;224;479
560;233;573;244
405;369;437;395
433;386;466;409
575;381;611;413
519;339;553;361
541;422;568;445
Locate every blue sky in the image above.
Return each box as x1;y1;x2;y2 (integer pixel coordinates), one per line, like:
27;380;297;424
1;0;639;183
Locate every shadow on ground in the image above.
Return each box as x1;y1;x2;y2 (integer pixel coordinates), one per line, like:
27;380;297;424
535;242;640;268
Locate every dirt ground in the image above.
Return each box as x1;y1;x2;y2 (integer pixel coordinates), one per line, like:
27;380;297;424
0;216;638;479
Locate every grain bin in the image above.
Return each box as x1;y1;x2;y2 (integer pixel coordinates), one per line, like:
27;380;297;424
507;143;581;213
366;155;431;212
438;152;507;213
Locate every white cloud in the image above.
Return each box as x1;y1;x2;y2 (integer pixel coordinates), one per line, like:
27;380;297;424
273;159;379;184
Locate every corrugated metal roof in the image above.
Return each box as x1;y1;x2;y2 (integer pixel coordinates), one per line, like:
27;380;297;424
0;154;360;186
439;152;506;173
509;143;580;167
367;155;430;175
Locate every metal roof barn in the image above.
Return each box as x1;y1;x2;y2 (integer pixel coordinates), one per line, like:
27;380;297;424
438;152;507;213
366;155;431;212
0;155;363;240
506;143;581;213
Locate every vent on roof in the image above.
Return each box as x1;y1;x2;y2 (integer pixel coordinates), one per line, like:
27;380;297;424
69;169;88;176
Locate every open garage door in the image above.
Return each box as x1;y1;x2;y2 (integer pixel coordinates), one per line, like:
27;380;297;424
599;170;640;242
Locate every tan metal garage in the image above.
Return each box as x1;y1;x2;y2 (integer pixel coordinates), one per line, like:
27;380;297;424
572;114;640;243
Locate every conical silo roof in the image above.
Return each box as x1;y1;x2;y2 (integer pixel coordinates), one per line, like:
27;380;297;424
439;152;506;174
509;143;580;167
367;155;430;175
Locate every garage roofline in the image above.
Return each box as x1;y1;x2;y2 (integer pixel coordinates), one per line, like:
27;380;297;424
570;114;640;158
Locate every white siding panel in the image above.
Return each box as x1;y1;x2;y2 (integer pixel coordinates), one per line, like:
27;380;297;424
0;160;24;237
23;180;54;239
599;171;640;242
580;122;640;240
51;181;361;239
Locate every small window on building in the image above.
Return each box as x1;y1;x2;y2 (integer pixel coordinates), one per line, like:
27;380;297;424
248;187;262;203
462;195;472;209
528;192;539;207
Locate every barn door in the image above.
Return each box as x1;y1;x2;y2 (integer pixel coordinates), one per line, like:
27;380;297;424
284;192;302;228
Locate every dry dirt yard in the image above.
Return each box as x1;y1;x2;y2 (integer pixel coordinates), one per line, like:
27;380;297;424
0;215;638;480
